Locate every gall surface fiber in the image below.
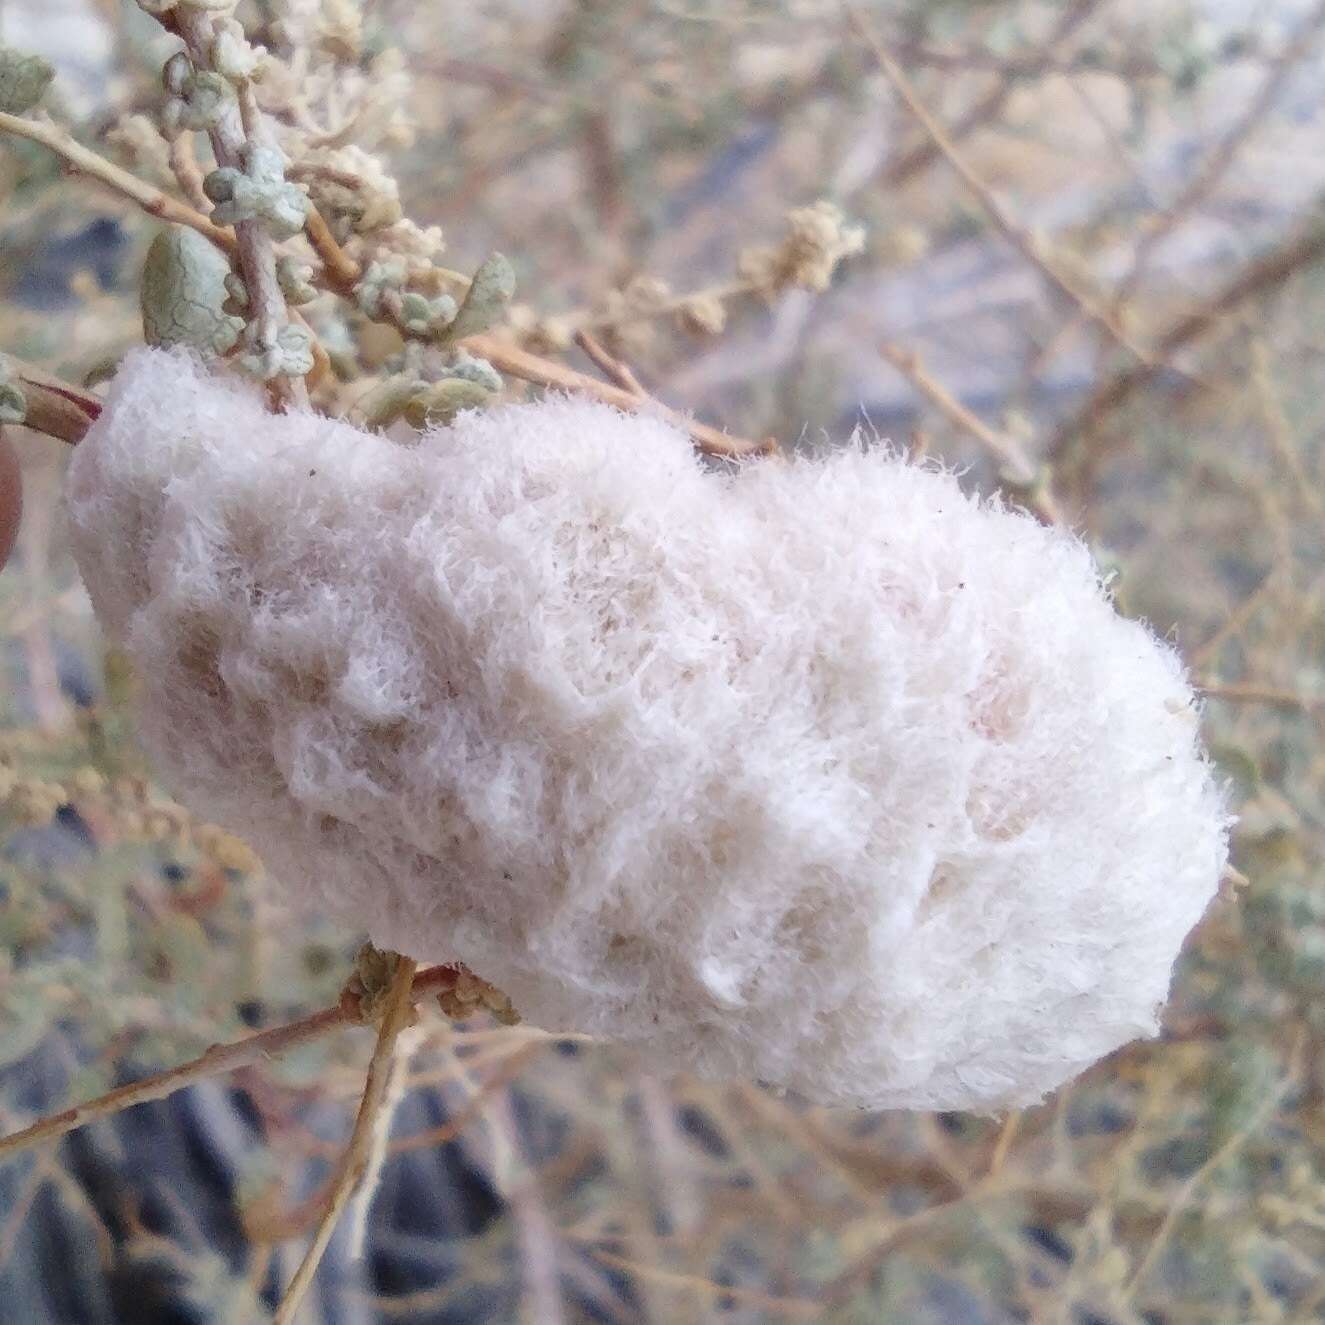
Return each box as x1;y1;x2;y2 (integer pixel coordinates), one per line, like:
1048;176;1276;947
66;349;1227;1110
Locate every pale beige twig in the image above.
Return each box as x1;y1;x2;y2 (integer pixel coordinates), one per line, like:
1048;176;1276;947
463;333;776;459
1198;679;1325;714
850;13;1157;374
574;330;648;396
346;1025;421;1257
1187;569;1280;669
585;1248;823;1319
0;111;236;254
273;957;419;1324
880;0;1102;187
988;1111;1022;1177
167;130;211;213
0;965;463;1166
0;1006;344;1166
1048;218;1325;466
1120;1032;1304;1303
878;341;1061;523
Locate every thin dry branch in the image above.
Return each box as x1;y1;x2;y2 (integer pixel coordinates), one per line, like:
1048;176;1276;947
167;130;211;213
574;330;648;396
0;964;462;1167
1198;679;1325;714
294;228;772;458
464;333;776;459
881;0;1102;187
273;956;419;1325
347;1025;420;1256
0;111;237;254
586;1248;823;1319
851;13;1156;373
1120;1032;1303;1303
1114;0;1325;309
878;341;1061;523
1048;218;1325;464
1;111;767;456
302;202;361;293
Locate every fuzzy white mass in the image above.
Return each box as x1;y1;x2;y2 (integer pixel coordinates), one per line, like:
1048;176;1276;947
66;348;1228;1111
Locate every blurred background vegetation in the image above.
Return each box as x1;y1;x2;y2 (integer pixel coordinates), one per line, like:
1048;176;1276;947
3;0;1325;1321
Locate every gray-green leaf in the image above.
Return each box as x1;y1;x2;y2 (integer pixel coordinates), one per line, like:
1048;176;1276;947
0;44;55;115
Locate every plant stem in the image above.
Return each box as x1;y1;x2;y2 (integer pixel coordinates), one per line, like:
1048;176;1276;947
851;12;1156;374
463;333;776;458
0;111;236;254
0;964;461;1167
272;957;419;1324
878;341;1060;523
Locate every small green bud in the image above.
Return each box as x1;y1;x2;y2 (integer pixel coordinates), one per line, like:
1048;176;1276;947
239;322;314;380
403;378;491;428
176;69;233;131
0;381;27;426
353;259;408;320
276;257;317;306
205;147;308;239
222;271;250;312
444;252;516;341
211;20;263;82
442;349;502;393
360;376;426;430
396;290;457;336
162;51;193;97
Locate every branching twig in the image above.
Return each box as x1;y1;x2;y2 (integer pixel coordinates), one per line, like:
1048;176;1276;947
880;0;1102;188
1113;0;1325;310
172;9;306;410
1198;679;1324;714
464;333;776;459
1048;218;1325;464
273;956;419;1325
0;111;236;254
574;330;648;396
346;1025;420;1257
0;112;766;456
586;1248;823;1319
850;13;1157;374
0;964;462;1167
302;201;361;293
1120;1032;1303;1303
878;341;1061;523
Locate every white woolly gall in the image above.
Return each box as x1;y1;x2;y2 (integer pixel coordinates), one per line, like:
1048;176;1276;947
66;349;1227;1111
